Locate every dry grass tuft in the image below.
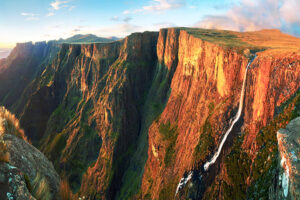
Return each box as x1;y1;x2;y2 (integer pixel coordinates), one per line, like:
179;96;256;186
32;172;52;200
59;178;74;200
0;106;27;141
0;139;9;162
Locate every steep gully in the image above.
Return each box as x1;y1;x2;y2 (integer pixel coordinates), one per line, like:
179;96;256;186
175;55;256;197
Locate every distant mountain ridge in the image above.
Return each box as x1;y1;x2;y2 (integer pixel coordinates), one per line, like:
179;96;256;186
0;34;119;60
57;34;120;44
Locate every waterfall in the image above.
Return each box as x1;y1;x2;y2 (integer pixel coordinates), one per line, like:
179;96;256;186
204;56;255;171
175;56;256;197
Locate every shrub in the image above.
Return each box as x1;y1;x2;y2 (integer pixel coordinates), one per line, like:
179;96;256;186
0;106;26;141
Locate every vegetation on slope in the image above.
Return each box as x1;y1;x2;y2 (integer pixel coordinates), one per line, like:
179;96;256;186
181;28;253;48
193;119;215;166
159;121;178;167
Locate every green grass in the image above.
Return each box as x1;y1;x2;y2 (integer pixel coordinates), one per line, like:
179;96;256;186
159;178;178;200
44;131;67;161
193;119;215;165
178;28;264;52
224;135;251;200
159;121;178;167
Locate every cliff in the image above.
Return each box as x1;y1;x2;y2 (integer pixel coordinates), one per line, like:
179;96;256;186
0;28;300;200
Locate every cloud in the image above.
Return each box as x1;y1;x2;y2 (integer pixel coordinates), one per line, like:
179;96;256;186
21;13;39;21
111;16;133;23
144;0;185;11
50;0;70;10
69;23;144;38
72;28;81;32
123;10;130;15
154;22;176;29
94;23;143;37
123;16;132;23
280;0;300;25
69;5;76;11
47;12;55;17
195;0;300;36
111;16;120;21
124;0;185;14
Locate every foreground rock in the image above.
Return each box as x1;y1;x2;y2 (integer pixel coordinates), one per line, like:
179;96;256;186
0;162;36;200
274;117;300;200
0;107;60;200
3;134;60;200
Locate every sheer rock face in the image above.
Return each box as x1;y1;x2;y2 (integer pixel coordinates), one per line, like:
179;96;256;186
274;117;300;200
244;50;300;150
142;29;249;199
141;30;300;199
0;41;59;112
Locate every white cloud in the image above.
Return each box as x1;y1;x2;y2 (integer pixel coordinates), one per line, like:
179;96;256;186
50;0;71;10
124;0;185;14
50;0;68;10
144;0;185;11
47;12;55;17
195;0;300;35
21;13;37;16
123;10;130;15
21;13;39;21
111;16;133;23
280;0;300;25
123;16;132;23
69;5;76;11
154;22;176;29
111;16;120;21
88;24;144;37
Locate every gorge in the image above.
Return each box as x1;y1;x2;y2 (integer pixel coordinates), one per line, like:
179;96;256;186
0;28;299;200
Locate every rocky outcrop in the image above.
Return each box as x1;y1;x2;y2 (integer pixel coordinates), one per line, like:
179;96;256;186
0;163;36;200
273;117;300;200
0;107;59;200
2;134;60;200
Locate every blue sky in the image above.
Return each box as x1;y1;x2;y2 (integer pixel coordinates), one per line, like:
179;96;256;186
0;0;299;48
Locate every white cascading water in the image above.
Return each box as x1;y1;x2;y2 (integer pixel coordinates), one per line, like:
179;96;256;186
203;56;255;171
175;171;194;195
175;56;256;197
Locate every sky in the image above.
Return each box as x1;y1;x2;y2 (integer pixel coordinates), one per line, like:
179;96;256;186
0;0;300;48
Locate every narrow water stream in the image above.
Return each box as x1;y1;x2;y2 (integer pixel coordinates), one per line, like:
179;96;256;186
175;56;256;197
